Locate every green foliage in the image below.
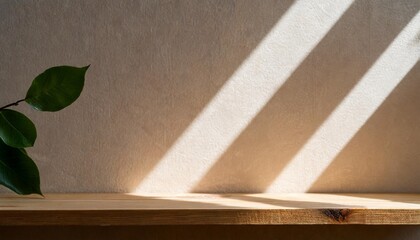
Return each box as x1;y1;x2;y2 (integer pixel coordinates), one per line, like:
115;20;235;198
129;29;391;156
26;65;89;111
0;109;37;148
0;65;89;195
0;140;41;195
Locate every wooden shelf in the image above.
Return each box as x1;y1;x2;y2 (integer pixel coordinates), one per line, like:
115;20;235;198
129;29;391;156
0;193;418;225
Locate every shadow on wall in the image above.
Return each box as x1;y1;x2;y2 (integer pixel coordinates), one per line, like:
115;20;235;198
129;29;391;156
0;0;294;192
193;0;419;193
309;62;420;193
1;0;418;193
100;0;295;192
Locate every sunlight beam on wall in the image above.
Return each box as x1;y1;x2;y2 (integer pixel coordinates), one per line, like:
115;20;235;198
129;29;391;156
134;0;354;193
267;12;420;192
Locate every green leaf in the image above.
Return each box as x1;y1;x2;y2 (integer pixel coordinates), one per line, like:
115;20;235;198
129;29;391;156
0;109;37;148
0;139;42;195
25;65;89;112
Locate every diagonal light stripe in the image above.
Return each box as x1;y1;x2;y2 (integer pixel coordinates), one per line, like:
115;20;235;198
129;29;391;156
267;11;420;192
135;0;354;193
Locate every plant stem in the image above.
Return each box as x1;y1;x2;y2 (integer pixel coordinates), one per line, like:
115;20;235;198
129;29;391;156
0;99;26;110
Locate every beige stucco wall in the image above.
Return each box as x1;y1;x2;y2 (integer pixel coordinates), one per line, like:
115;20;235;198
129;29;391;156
0;0;419;195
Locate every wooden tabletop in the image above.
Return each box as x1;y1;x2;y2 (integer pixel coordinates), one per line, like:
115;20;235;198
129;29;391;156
0;193;419;225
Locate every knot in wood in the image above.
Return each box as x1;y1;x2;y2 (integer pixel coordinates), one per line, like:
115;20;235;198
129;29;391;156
322;209;351;222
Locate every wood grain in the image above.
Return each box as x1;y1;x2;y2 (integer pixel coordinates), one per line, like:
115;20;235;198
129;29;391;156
0;193;418;225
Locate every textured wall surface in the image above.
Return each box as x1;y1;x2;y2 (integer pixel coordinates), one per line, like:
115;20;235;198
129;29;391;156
0;0;419;195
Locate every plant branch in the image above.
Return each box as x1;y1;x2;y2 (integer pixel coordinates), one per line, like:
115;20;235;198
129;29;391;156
0;99;26;110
